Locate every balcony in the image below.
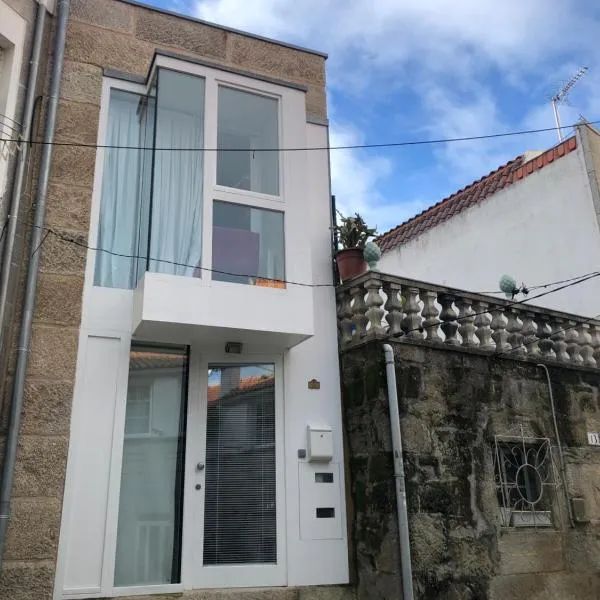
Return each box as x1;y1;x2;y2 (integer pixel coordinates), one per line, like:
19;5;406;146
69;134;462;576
133;271;314;352
336;271;600;369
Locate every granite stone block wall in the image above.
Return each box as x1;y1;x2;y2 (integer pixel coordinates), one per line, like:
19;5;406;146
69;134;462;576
341;341;600;600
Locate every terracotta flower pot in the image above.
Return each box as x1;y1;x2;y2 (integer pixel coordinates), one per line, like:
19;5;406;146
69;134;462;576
335;248;368;282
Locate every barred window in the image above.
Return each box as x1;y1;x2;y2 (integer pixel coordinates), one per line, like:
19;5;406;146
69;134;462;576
494;437;557;527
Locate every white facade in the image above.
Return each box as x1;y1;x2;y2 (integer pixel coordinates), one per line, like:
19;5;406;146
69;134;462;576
54;54;348;599
378;133;600;318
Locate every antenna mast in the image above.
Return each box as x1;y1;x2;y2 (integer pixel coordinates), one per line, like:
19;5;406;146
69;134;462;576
551;66;588;143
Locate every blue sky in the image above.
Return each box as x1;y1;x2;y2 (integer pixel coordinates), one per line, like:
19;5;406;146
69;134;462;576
147;0;600;235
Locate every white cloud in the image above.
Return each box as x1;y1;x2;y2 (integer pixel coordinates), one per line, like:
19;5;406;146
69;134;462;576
188;0;600;225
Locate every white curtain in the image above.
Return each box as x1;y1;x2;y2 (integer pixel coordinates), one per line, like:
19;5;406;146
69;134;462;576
149;111;203;276
94;91;142;289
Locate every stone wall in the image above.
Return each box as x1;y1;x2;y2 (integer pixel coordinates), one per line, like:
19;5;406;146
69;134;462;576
341;341;600;600
0;1;327;597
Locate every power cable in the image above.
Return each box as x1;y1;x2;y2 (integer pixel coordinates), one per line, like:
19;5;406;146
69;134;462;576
0;119;596;153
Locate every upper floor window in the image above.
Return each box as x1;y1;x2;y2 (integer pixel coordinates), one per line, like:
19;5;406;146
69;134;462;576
93;64;286;291
217;87;279;196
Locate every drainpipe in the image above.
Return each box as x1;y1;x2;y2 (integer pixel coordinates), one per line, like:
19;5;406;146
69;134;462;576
0;0;70;566
537;364;575;528
383;344;414;600
0;1;47;352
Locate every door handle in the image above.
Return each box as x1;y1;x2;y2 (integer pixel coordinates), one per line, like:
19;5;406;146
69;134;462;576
196;462;205;472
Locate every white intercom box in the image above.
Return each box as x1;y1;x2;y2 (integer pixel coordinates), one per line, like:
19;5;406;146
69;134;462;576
307;424;333;462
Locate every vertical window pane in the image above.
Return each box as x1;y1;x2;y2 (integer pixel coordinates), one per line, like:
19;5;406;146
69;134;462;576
204;365;276;565
217;87;279;196
212;201;284;285
115;346;188;587
148;69;205;278
94;90;144;289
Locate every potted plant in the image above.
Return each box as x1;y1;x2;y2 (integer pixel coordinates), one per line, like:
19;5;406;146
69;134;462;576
333;212;377;281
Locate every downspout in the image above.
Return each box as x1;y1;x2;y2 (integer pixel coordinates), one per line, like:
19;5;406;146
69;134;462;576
536;363;575;528
0;1;47;352
383;344;414;600
0;0;70;566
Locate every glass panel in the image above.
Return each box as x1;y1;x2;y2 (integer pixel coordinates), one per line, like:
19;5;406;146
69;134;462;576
94;90;144;289
204;365;276;565
212;201;284;286
217;87;279;196
114;345;188;587
148;69;205;277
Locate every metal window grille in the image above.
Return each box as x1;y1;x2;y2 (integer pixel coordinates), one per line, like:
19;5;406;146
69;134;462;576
494;434;559;528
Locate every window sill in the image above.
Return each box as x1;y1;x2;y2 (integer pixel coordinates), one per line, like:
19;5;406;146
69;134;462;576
499;509;553;528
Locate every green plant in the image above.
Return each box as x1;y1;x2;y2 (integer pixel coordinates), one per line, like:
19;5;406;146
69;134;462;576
334;212;377;250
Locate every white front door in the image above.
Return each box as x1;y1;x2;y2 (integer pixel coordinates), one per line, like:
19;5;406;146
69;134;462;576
183;352;287;589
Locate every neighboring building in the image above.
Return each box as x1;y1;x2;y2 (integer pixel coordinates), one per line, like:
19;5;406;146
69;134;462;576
337;271;600;600
0;1;350;598
377;127;600;317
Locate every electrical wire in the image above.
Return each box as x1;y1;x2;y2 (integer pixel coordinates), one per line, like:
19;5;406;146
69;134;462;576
0;119;596;153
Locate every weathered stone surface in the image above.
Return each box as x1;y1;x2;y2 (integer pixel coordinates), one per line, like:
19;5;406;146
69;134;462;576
0;560;54;600
564;527;600;571
499;532;565;575
71;0;134;32
409;513;447;571
13;435;69;498
55;100;100;145
50;143;96;189
45;183;92;232
490;573;600;600
135;8;227;60
60;60;103;105
65;20;154;76
228;33;325;87
26;325;79;380
21;380;74;435
35;274;84;326
299;587;355;600
4;498;61;560
39;228;87;277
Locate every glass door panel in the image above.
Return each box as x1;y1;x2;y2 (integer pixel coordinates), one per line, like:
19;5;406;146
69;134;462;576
203;364;276;565
114;345;188;587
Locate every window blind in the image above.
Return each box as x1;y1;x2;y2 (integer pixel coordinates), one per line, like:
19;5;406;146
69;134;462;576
203;365;276;565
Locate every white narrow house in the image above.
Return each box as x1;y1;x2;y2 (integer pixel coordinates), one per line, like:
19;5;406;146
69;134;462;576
54;48;348;598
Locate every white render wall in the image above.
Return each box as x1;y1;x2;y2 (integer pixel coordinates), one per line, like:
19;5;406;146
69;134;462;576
378;142;600;318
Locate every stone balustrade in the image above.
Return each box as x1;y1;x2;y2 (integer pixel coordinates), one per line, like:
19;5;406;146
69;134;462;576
336;271;600;369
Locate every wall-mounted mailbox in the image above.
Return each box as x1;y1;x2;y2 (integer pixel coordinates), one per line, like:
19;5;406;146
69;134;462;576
307;424;333;462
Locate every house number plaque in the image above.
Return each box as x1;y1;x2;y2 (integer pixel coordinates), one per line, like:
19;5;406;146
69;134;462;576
587;432;600;446
308;379;321;390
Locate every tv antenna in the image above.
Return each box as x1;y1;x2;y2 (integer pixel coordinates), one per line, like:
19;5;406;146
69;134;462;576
551;66;588;143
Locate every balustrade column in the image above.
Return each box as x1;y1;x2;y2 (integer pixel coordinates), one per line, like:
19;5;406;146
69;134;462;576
439;294;459;345
506;308;525;356
474;301;494;350
421;290;441;342
521;312;540;356
458;298;477;347
537;315;555;359
590;324;600;366
401;287;424;340
551;318;569;363
350;284;368;340
336;289;354;346
565;321;583;364
490;306;511;352
383;281;403;337
579;323;596;367
364;276;385;337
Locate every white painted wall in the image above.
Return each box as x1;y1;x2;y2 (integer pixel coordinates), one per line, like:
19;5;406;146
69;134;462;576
54;66;348;598
378;143;600;318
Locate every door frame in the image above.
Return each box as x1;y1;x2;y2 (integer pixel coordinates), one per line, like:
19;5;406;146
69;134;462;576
181;349;287;589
